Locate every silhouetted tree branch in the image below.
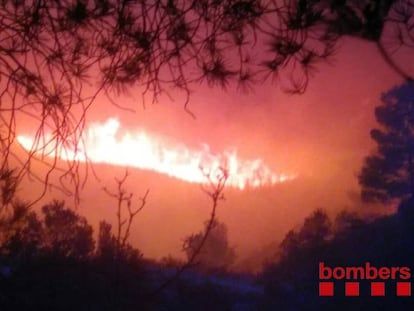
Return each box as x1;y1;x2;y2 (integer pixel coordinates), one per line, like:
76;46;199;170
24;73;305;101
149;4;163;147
0;168;18;209
0;0;412;200
102;169;148;311
103;170;149;252
151;167;228;296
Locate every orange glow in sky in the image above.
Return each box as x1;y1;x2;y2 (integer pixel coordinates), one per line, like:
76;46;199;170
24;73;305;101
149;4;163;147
17;118;295;189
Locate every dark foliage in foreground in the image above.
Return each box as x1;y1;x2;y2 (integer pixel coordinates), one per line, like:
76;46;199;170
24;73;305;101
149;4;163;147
359;81;414;203
261;201;414;310
1;197;414;310
0;200;259;311
0;200;149;311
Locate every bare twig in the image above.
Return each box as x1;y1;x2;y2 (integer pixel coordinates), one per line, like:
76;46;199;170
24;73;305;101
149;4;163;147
103;169;149;311
103;169;149;253
150;166;228;296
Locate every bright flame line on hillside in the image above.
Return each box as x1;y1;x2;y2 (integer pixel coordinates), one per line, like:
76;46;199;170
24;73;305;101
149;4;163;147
17;119;296;189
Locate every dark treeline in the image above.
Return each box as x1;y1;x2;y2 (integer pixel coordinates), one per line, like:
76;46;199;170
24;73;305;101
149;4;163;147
0;197;260;310
0;199;149;310
2;196;414;310
261;202;414;310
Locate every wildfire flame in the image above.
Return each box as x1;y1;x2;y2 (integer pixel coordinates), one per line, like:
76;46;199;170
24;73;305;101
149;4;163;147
17;118;295;189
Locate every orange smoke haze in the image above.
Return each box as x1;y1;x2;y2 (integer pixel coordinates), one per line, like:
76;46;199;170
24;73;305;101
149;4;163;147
14;37;405;270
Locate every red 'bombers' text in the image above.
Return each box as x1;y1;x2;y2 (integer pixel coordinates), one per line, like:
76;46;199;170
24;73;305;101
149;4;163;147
319;262;411;280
